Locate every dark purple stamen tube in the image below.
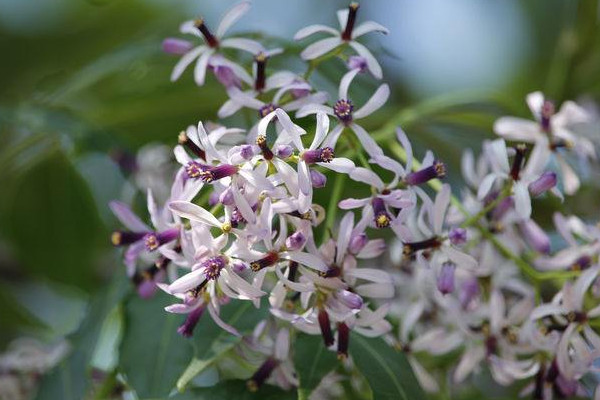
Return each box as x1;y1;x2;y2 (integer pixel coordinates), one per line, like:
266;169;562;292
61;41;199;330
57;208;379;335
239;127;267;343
111;231;147;246
405;160;446;185
509;144;527;181
178;131;206;160
177;305;206;338
254;53;267;92
199;164;238;183
247;357;279;392
301;148;334;164
256;135;274;160
250;252;280;271
318;309;334;347
194;18;219;48
337;322;350;359
372;197;391;228
341;3;360;41
403;237;441;256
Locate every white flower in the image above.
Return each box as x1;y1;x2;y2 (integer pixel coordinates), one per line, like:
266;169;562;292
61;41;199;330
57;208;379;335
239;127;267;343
294;3;388;79
170;1;263;86
297;68;390;158
494;91;595;194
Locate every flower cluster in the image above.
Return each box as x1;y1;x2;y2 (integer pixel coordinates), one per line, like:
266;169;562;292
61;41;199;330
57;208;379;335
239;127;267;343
111;1;600;397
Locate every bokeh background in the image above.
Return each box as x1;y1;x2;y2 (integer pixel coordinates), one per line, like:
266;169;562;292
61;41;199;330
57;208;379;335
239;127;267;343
1;0;600;399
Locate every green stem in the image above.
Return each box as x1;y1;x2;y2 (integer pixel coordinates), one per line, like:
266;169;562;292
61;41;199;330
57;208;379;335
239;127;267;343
322;173;346;242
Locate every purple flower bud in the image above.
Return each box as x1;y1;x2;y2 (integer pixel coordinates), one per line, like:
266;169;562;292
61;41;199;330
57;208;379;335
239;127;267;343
232;261;247;273
347;56;368;72
310;169;327;188
240;145;255;160
290;79;310;99
219;188;235;206
519;219;551;254
337;290;363;310
459;278;480;310
285;231;306;251
208;191;220;207
449;228;467;245
177;306;205;338
404;161;446;185
162;38;193;55
137;279;157;299
275;144;293;159
348;233;368;254
437;262;456;295
491;196;514;221
528;172;557;197
212;65;241;89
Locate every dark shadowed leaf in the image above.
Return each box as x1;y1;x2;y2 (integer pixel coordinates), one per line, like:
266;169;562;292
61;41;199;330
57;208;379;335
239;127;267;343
349;334;425;400
119;291;192;398
177;300;268;391
293;333;338;400
174;380;296;400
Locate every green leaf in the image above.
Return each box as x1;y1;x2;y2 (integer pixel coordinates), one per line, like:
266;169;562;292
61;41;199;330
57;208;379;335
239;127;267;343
174;380;296;400
177;300;268;391
0;150;103;289
349;334;426;400
119;291;193;399
34;274;129;400
293;333;338;400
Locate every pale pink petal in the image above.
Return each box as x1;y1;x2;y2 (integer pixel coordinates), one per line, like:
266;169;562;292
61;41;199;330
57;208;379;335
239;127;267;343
109;201;150;232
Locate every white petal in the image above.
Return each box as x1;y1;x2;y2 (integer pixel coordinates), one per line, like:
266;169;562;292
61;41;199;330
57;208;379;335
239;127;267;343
454;347;485;383
220;37;264;54
349;41;383;79
354;84;390;119
526;91;544;119
352;21;389;38
493;117;541;142
168;269;206;293
169;201;221;227
349;168;384;190
311;112;330;149
296;104;334;118
322;124;345;149
109;201;150;232
193;49;213;86
396;127;413;172
216;1;251;37
321;157;355;173
558;156;580;195
171;46;205;82
350;123;384;158
208;302;241;336
433;184;450;234
294;24;338;40
226;87;264;110
282;251;328;272
336;212;354;265
300;37;342;60
513;181;532;220
339;68;360;100
442;246;477;270
477;174;497;200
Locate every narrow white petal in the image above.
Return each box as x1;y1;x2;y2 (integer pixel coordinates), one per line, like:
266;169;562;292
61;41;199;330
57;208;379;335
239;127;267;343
339;68;360;100
336;213;354;264
477;174;498;200
311;112;330;149
216;1;251;37
352;21;389;38
282;251;328;272
350;123;384;158
349;41;383;79
193;49;213;86
168;269;206;293
526;91;544;119
294;24;338;40
169;201;221;227
300;37;342;60
350;167;385;190
171;46;205;82
433;184;450;234
354;84;390;119
208;302;241;336
513;181;532;219
322;157;355;173
220;37;264;54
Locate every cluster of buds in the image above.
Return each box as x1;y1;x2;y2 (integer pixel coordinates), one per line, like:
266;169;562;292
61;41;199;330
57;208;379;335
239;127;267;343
110;1;600;397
